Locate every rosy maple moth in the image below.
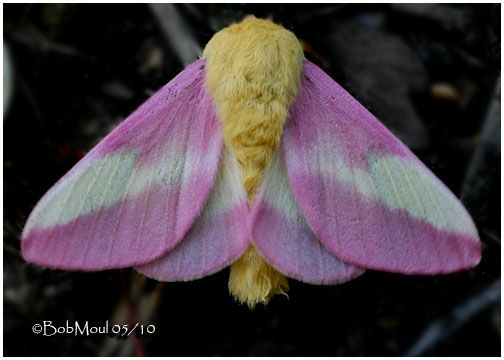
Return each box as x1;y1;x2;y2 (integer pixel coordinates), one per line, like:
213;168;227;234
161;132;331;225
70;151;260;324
21;16;481;309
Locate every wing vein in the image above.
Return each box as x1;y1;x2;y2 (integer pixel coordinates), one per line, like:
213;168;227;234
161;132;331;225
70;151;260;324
106;156;138;262
421;168;465;266
42;164;83;258
175;238;185;277
81;156;124;264
201;212;208;277
380;156;422;264
340;123;368;267
135;139;166;252
395;159;443;270
166;104;192;249
366;163;397;270
64;159;108;262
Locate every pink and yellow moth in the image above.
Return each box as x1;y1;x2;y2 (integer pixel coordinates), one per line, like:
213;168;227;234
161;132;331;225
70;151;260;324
21;16;481;308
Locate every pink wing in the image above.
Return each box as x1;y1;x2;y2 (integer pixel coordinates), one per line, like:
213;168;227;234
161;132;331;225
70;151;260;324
22;59;233;271
137;147;250;281
250;148;365;285
282;60;481;275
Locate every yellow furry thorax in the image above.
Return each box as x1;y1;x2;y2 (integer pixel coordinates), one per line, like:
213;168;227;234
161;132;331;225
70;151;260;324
203;16;304;308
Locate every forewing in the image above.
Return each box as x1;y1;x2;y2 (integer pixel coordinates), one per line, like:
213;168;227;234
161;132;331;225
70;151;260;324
251;148;365;285
136;147;250;281
282;60;481;275
22;60;223;270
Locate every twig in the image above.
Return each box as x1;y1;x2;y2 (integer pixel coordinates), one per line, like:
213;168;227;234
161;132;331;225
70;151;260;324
405;278;501;356
149;3;202;67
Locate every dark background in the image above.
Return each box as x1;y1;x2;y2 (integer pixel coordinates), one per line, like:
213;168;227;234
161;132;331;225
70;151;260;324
3;3;501;356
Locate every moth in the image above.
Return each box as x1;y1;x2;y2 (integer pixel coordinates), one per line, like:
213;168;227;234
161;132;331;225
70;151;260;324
22;16;481;308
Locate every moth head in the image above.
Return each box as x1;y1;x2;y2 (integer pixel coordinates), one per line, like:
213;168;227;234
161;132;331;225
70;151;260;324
202;15;303;70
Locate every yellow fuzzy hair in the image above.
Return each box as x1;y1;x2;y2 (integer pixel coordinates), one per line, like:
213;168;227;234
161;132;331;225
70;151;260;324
228;247;290;309
203;16;304;308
